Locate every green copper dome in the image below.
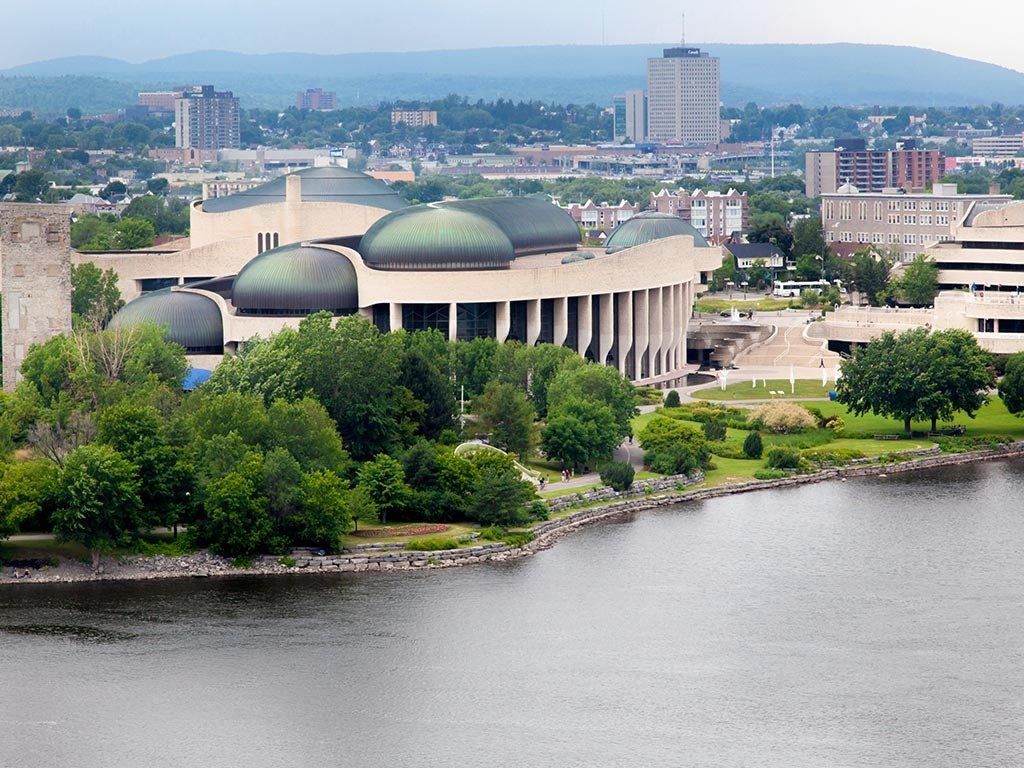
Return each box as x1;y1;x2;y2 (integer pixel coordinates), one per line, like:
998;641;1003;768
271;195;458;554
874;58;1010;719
232;244;359;316
442;197;581;255
605;212;709;253
359;205;516;270
201;166;407;214
109;289;223;354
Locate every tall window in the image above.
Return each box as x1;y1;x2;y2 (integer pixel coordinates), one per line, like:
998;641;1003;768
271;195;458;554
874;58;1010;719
456;303;495;341
402;304;449;333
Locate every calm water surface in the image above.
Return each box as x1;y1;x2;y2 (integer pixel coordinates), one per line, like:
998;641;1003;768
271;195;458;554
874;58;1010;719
2;460;1023;767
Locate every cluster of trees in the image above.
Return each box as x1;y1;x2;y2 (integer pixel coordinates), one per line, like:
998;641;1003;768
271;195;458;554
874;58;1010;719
71;196;190;251
3;309;646;563
836;328;994;432
635;415;711;476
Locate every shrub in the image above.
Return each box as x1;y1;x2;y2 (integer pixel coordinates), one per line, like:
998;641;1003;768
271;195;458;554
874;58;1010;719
278;555;297;568
707;441;747;460
502;531;534;548
750;401;817;433
754;469;789;480
702;420;727;441
479;525;505;541
801;446;865;466
404;536;460;551
528;501;549;521
766;446;801;469
646;444;700;475
664;390;681;408
599;460;635;491
743;431;764;459
638;416;710;467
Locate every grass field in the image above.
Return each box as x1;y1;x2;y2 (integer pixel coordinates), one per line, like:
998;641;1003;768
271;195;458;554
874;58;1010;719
695;297;799;313
695;379;835;401
797;398;1024;438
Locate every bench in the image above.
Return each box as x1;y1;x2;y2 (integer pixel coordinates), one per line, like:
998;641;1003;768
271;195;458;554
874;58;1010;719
873;434;899;441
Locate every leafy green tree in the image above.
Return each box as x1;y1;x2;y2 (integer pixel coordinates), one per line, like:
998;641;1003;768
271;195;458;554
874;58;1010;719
894;254;939;306
664;390;681;408
792;217;828;262
71;263;123;325
13;169;48;202
542;397;619;471
474;381;536;459
146;177;170;195
261;447;303;520
918;329;994;431
748;213;793;257
849;250;892;306
400;345;456;439
637;415;710;472
463;450;536;527
291;470;351;551
998;352;1024;415
546;363;636;440
745;259;772;290
204;457;273;557
266;398;349;473
100;180;127;200
52;444;143;569
357;454;409;525
0;459;58;539
114;217;156;249
795;253;824;281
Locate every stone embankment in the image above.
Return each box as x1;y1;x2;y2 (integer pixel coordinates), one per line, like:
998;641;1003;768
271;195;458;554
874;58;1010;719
3;442;1023;586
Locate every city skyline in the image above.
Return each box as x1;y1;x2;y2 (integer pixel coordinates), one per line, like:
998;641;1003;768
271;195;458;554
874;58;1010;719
4;0;1024;74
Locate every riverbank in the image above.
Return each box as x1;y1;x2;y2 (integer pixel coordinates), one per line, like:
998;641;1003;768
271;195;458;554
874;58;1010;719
3;441;1023;587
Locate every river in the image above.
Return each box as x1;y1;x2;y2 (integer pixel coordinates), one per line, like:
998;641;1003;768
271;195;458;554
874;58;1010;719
2;460;1023;767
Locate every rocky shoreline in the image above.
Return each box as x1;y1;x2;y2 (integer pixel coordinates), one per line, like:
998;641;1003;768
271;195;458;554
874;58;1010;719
3;441;1023;587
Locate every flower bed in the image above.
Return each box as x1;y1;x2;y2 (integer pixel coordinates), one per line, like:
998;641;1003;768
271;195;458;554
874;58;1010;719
350;523;449;538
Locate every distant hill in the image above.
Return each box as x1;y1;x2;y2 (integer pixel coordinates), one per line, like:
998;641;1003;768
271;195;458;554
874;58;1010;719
4;43;1024;113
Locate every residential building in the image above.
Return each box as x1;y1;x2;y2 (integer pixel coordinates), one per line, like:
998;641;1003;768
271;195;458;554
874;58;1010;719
971;134;1024;158
137;90;183;114
820;182;1011;262
561;199;639;237
613;90;647;143
174;86;240;150
391;110;438;127
296;88;337;110
805;138;943;196
723;241;785;271
646;47;720;145
649;188;748;244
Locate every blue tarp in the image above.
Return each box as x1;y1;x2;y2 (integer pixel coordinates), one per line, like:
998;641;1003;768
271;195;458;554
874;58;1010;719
182;368;213;391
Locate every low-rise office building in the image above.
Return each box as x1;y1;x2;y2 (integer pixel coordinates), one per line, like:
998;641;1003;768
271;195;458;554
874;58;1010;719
821;183;1011;262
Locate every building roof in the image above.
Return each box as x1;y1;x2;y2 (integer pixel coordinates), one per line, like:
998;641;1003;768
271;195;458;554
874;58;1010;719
201;166;407;213
358;197;580;270
108;289;223;352
723;242;783;260
604;212;709;253
232;243;359;315
360;205;516;270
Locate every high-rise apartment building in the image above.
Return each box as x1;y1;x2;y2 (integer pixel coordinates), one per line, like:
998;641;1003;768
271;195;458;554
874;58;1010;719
645;47;720;145
296;88;337;111
391;110;438;127
612;90;647;143
971;134;1024;158
805;139;943;197
649;188;748;244
174;85;240;150
138;90;184;114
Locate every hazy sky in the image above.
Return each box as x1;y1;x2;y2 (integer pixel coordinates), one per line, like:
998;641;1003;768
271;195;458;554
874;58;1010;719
8;0;1024;72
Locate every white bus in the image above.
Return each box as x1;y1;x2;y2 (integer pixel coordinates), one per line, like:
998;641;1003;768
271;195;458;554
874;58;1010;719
772;279;831;298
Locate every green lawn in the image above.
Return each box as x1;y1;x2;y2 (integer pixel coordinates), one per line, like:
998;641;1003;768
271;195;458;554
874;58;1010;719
695;379;835;401
695;297;798;313
797;398;1024;438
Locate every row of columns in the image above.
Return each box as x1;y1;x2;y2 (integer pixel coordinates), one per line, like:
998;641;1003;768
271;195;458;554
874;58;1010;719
380;284;690;382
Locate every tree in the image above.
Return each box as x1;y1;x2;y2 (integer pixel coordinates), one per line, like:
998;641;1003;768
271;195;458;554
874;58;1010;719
463;450;536;527
637;416;710;472
849;250;892;306
546;363;636;440
542;397;620;471
146;177;170;195
792;217;827;262
357;454;409;525
664;390;681;408
13;169;48;202
895;254;939;307
795;253;824;281
0;459;58;540
400;345;456;439
114;217;156;249
998;352;1024;415
266;398;349;473
748;213;793;257
743;431;764;459
261;447;303;520
71;263;123;326
204;459;274;558
745;259;772;289
99;180;127;200
836;328;993;432
52;444;143;569
291;470;351;550
474;381;536;459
